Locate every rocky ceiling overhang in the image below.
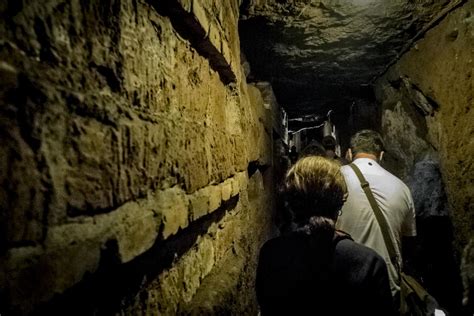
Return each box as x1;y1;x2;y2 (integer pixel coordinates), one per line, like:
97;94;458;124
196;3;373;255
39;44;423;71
239;0;463;118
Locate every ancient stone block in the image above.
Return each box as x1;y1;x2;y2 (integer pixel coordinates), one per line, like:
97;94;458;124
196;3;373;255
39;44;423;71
208;184;222;212
156;187;189;239
188;188;210;221
221;179;233;201
47;199;161;264
113;205;159;263
231;176;240;197
64;117;120;215
182;122;210;192
235;171;248;193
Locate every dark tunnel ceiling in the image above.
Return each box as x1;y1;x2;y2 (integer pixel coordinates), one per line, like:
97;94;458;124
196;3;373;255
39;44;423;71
239;0;456;118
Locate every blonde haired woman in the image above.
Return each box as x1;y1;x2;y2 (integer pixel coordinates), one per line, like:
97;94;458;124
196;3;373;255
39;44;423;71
256;156;395;315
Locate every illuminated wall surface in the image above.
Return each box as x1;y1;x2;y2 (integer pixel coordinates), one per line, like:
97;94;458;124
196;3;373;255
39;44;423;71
0;1;280;314
0;0;473;314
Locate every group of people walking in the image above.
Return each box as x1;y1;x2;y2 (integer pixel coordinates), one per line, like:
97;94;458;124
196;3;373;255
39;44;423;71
256;130;417;315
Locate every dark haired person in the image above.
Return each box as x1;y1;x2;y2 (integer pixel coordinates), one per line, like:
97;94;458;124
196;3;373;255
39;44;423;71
336;129;416;301
299;139;326;158
256;156;395;315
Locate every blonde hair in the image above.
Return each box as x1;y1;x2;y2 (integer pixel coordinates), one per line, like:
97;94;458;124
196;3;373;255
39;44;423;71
284;156;347;225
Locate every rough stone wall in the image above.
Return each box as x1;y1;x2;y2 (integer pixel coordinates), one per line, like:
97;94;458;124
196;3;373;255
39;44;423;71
462;238;474;309
0;0;277;314
374;0;473;259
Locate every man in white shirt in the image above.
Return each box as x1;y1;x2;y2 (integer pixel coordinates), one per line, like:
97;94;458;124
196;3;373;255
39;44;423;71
336;130;417;299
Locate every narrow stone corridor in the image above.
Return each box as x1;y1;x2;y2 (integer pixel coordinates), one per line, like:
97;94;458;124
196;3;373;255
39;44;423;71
0;0;472;315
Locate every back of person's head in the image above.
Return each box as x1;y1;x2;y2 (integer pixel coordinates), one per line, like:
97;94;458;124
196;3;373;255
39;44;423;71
300;141;326;158
284;156;347;233
350;129;385;156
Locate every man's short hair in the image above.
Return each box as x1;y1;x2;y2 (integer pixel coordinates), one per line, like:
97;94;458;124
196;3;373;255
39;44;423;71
350;129;385;156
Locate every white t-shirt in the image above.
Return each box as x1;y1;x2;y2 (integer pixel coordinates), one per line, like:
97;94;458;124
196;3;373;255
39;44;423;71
336;158;416;296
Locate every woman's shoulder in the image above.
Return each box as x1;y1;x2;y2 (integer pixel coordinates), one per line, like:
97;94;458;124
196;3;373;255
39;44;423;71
334;238;390;289
336;237;386;264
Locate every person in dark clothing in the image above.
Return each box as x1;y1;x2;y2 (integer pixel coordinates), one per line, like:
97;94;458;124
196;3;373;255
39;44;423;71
256;156;395;316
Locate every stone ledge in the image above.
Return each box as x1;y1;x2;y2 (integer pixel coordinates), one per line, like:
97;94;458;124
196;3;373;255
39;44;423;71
188;172;245;223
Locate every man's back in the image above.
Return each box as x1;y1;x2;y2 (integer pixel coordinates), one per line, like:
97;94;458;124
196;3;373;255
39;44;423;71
336;158;416;295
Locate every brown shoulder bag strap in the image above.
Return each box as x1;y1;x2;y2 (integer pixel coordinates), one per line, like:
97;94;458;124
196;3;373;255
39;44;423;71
349;163;399;268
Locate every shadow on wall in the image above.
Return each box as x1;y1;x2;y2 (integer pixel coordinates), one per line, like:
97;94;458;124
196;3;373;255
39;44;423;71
407;158;464;315
29;196;239;316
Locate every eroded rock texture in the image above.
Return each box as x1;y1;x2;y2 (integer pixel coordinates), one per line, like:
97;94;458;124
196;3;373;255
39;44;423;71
240;0;461;118
375;0;473;263
0;0;280;314
462;238;474;310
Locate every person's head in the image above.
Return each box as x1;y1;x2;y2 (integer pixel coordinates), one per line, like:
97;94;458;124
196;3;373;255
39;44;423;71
325;149;336;159
300;141;326;158
284;156;347;226
347;129;385;161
